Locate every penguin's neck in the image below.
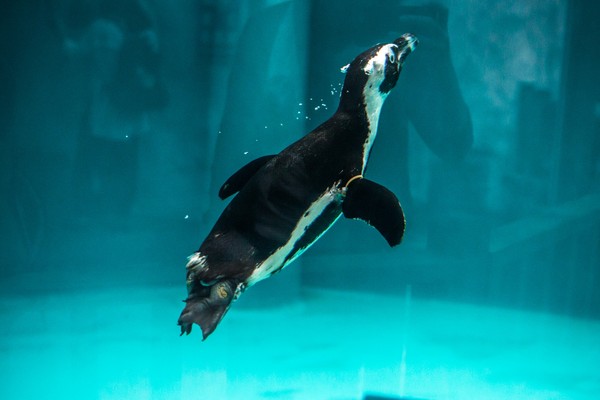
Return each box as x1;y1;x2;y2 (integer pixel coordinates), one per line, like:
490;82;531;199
361;89;387;172
337;86;388;172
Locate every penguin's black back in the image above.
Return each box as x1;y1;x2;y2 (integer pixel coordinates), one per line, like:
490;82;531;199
199;111;370;282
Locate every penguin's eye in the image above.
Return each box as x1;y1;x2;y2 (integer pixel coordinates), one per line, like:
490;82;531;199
388;51;396;64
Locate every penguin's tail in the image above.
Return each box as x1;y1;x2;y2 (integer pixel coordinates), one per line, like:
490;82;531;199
178;280;236;340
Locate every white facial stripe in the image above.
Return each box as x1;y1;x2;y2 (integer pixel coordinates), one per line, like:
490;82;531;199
247;185;342;286
363;44;397;75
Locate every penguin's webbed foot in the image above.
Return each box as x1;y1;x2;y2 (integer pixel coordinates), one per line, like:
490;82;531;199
179;321;193;336
177;280;236;340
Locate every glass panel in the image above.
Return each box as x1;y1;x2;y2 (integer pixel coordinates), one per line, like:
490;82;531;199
2;1;598;399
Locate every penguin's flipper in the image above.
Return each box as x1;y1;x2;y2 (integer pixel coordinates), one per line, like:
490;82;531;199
219;155;276;199
178;280;236;340
342;178;406;247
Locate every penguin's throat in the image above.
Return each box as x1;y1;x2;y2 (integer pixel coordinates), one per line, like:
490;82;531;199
361;90;387;172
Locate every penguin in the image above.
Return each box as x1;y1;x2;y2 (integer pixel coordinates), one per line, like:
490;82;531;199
178;34;418;340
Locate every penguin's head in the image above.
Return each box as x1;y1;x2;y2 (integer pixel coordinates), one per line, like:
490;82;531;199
339;33;418;110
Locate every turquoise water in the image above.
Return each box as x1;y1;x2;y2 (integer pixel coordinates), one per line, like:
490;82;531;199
2;1;599;399
2;287;600;399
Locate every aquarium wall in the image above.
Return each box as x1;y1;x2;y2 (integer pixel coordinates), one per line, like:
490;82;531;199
2;0;595;315
1;0;599;399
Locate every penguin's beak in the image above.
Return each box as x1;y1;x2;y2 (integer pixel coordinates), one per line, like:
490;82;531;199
394;33;418;65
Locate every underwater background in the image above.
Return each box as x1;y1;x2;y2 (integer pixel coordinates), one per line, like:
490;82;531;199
1;0;599;399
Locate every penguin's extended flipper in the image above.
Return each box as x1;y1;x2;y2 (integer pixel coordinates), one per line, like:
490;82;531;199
178;280;236;340
219;155;276;200
342;178;406;246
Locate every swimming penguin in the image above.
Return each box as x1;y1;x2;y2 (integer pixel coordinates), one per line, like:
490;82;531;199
178;34;418;340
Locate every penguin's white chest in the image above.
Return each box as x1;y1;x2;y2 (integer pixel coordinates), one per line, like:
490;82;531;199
246;184;343;286
361;85;386;172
